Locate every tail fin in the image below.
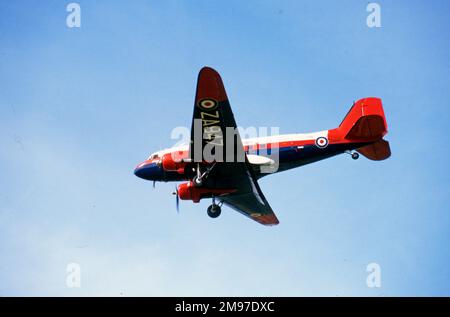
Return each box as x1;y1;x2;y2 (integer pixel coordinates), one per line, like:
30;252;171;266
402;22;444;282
338;97;388;141
329;97;391;161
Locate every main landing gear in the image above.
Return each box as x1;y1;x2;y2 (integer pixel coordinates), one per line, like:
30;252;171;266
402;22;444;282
207;204;221;218
207;196;222;218
192;163;216;187
346;150;360;160
193;175;203;187
191;163;222;218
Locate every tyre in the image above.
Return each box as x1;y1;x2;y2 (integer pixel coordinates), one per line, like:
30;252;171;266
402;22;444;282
207;204;221;218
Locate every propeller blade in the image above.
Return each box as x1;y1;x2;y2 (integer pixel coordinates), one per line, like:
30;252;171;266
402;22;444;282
153;181;156;188
172;186;180;214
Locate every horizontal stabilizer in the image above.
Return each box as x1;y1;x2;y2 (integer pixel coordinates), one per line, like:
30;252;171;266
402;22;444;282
357;139;391;161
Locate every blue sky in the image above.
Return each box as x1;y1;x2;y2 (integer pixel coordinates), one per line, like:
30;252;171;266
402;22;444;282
0;0;449;296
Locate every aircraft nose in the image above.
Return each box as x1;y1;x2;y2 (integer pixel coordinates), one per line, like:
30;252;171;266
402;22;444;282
134;164;146;179
134;161;164;180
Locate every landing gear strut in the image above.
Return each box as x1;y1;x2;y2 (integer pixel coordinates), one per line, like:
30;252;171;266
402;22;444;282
207;196;222;218
192;163;216;187
193;175;203;187
345;150;359;160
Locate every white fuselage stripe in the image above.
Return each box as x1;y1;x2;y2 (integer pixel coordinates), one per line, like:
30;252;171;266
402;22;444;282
150;130;329;158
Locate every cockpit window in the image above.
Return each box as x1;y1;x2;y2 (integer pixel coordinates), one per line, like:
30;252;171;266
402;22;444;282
148;154;159;160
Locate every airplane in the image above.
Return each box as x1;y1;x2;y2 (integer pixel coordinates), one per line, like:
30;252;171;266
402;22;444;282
134;67;391;226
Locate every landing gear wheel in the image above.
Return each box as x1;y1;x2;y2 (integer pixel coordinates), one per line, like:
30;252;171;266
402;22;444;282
351;152;360;160
207;204;221;218
193;175;203;187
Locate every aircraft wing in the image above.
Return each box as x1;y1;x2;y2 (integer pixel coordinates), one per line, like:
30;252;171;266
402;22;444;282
218;171;280;226
188;67;279;226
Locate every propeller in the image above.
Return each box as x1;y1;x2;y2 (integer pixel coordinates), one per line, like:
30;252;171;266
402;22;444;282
153;181;156;188
172;185;180;213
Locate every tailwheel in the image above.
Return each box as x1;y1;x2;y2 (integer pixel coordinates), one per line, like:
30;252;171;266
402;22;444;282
207;204;221;218
345;150;360;160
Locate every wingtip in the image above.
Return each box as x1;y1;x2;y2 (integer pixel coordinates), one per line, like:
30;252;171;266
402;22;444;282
199;66;219;75
254;213;280;226
196;66;227;102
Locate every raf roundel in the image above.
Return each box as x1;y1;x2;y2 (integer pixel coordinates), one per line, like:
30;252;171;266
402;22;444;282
315;136;329;148
198;98;218;110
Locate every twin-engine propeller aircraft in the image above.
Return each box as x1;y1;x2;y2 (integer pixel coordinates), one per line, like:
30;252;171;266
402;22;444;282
134;67;391;226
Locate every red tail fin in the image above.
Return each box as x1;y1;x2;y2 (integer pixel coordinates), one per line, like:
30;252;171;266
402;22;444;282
328;97;391;161
337;97;388;141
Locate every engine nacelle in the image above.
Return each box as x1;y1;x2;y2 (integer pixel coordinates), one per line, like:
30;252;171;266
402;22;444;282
161;153;186;174
177;182;236;203
177;182;200;202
